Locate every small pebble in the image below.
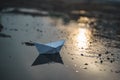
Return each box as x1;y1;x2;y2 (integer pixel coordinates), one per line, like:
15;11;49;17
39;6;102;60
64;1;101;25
111;54;114;56
84;63;88;65
83;67;87;69
72;58;74;60
81;54;84;56
115;70;120;73
110;60;113;63
105;51;109;54
107;57;110;60
100;60;103;64
95;61;97;63
98;54;101;56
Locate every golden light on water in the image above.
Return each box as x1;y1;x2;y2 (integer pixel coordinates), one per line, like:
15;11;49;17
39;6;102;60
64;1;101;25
75;27;104;74
76;16;94;49
76;27;91;49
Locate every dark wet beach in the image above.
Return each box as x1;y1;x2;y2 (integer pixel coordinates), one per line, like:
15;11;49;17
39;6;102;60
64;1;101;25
0;0;120;80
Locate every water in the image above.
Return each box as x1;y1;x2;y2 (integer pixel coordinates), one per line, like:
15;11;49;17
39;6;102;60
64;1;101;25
0;7;120;80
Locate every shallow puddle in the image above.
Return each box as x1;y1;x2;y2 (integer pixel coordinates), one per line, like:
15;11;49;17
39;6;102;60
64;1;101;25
0;7;120;80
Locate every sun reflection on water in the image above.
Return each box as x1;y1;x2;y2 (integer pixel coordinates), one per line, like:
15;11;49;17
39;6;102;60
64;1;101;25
76;27;92;49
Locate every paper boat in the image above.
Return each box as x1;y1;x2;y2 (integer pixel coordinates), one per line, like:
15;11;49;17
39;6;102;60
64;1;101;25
34;40;65;54
32;40;65;66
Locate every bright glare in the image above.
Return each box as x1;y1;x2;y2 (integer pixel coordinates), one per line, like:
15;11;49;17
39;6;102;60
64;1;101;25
76;28;91;49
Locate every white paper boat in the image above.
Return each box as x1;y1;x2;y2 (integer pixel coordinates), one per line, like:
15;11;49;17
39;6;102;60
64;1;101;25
34;40;65;54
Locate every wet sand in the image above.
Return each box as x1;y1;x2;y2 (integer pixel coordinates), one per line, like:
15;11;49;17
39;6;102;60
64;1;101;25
0;1;120;80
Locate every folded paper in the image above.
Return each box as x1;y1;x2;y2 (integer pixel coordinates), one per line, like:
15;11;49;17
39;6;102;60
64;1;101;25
34;40;65;54
32;40;65;66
